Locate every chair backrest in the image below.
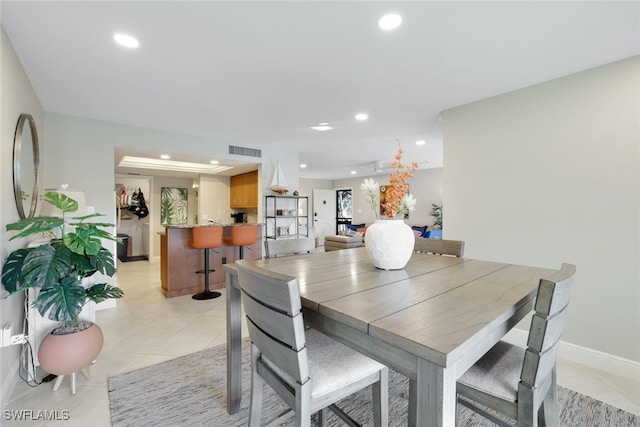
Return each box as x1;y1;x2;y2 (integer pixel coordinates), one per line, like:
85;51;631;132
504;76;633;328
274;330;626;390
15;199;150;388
235;259;309;384
520;263;576;389
264;237;314;259
191;226;223;249
228;225;258;246
414;238;465;257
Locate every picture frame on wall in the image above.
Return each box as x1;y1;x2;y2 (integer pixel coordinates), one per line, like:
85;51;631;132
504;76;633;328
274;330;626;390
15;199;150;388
160;187;188;224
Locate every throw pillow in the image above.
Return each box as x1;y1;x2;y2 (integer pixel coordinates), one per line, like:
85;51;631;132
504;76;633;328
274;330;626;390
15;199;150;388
411;226;427;237
348;223;366;232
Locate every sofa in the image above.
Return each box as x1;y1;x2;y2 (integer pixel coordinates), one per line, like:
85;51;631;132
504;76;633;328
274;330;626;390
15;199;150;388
324;234;364;251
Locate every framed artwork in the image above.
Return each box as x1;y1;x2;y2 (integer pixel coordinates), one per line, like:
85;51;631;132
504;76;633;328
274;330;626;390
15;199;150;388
379;184;389;217
161;187;188;224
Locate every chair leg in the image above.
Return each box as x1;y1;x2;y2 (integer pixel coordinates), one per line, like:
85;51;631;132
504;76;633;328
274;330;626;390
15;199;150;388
541;368;560;427
248;344;264;427
517;386;537;427
71;372;77;395
372;367;389;427
318;408;328;427
295;381;312;427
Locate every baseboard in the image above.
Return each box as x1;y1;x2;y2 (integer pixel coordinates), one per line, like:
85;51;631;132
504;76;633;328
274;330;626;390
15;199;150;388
503;328;640;379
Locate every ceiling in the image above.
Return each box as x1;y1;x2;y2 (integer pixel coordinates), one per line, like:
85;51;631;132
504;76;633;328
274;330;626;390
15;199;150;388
2;1;638;180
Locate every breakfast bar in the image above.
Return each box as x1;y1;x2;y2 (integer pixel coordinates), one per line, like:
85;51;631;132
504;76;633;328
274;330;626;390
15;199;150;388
159;224;262;298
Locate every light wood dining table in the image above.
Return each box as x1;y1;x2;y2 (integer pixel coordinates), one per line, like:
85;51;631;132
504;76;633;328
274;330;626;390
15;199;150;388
223;247;556;426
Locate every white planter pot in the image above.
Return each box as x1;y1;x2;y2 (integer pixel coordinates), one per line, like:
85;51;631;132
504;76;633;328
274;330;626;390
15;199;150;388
364;219;415;270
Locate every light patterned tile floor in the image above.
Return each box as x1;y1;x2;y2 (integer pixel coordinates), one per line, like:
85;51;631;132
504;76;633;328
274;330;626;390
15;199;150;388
5;259;640;426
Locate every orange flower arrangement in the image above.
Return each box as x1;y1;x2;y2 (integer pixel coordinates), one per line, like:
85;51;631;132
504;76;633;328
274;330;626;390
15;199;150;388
381;145;419;218
361;143;419;219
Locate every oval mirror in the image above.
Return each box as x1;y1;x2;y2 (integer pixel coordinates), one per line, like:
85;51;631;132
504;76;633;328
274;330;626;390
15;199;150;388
13;113;40;219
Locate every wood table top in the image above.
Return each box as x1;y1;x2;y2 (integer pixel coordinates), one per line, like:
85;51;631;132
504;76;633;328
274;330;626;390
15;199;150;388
233;247;554;368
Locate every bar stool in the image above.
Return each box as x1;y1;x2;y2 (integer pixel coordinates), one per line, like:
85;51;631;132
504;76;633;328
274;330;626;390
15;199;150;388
224;225;257;260
189;226;223;300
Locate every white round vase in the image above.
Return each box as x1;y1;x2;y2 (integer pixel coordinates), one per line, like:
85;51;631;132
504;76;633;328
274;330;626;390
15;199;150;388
364;219;415;270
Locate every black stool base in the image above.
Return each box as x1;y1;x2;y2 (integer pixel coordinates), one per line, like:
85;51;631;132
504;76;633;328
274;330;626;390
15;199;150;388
192;290;221;300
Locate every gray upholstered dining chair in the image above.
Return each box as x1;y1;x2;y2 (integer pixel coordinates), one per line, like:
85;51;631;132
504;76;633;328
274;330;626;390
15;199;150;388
456;263;576;427
235;259;389;427
413;238;465;257
263;237;314;259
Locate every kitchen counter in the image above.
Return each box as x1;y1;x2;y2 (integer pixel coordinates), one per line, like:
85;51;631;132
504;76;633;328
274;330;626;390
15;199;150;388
159;224;263;298
161;222;262;229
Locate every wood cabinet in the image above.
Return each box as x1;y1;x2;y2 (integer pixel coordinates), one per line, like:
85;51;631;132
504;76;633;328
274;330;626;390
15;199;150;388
230;170;258;208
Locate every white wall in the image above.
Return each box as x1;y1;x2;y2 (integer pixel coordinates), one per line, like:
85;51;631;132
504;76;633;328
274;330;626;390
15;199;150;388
0;27;45;409
443;56;639;362
333;168;444;227
299;178;333;235
40;113;299;257
198;174;231;224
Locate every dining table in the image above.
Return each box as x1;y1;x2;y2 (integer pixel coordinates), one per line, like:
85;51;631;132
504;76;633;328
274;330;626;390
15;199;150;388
223;247;556;426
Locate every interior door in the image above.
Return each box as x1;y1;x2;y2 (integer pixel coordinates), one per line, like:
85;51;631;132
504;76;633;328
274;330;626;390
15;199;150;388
312;189;336;244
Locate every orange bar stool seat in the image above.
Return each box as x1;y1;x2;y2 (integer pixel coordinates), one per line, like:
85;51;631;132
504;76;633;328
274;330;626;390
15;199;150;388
224;225;257;260
189;226;223;300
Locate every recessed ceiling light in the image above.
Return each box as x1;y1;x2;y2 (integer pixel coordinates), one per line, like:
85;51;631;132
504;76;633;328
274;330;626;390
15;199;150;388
378;14;402;31
160;154;170;159
311;123;333;131
300;164;307;168
114;33;139;48
416;140;426;146
210;160;219;165
350;170;357;175
355;113;368;121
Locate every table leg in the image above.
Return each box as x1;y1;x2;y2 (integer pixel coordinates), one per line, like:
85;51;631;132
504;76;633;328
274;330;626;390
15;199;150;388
414;358;457;426
408;379;417;427
226;269;243;414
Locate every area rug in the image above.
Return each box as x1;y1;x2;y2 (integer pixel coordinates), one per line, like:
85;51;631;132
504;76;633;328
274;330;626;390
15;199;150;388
109;340;639;426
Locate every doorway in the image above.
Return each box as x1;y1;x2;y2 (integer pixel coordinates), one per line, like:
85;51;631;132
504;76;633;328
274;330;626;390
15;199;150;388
336;189;352;234
115;176;151;262
312;189;336;243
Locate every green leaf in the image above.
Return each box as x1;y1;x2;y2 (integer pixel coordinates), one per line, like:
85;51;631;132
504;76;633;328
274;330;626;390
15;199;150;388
1;248;31;293
63;231;102;255
21;245;71;289
85;283;124;303
68;251;98;278
69;212;107;222
36;276;86;322
89;247;117;277
6;217;64;240
42;192;79;214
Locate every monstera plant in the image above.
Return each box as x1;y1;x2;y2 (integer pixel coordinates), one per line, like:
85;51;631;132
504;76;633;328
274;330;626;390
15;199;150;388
1;191;124;332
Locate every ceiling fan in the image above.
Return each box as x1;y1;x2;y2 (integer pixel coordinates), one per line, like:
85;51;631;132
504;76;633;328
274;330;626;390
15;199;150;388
359;159;428;174
358;160;394;174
